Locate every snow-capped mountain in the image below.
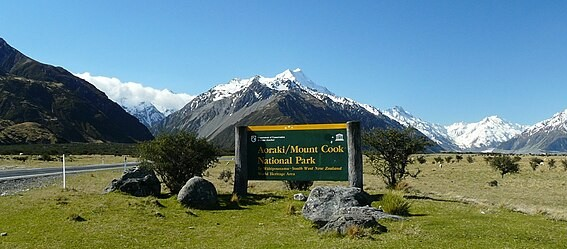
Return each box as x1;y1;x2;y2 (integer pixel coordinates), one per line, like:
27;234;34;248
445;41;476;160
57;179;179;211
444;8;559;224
383;106;459;151
155;68;423;150
446;116;525;151
121;101;166;128
383;107;525;152
499;109;567;153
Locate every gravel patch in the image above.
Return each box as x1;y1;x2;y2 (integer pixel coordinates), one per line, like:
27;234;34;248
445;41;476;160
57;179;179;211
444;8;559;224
0;175;60;196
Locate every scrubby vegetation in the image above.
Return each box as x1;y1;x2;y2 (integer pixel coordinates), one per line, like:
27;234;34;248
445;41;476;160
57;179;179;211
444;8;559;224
489;154;521;178
138;132;220;194
376;191;412;216
362;128;432;188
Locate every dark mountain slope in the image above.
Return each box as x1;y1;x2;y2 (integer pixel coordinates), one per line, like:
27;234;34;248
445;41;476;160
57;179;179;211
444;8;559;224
0;38;153;144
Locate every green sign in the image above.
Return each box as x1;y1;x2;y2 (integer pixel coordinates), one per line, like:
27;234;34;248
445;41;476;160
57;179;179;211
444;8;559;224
246;123;348;181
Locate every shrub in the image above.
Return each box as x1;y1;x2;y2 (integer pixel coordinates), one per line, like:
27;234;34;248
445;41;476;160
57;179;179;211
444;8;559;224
455;155;463;162
283;181;313;191
490;155;520;178
466;155;474;163
416;155;427;164
548;159;556;170
218;169;233;183
433;156;444;164
529;157;544;171
363;127;432;188
138;132;220;194
377;191;411;216
444;156;453;163
561;159;567;171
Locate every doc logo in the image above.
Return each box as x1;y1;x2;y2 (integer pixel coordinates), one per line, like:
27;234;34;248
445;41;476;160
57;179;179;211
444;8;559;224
250;135;257;143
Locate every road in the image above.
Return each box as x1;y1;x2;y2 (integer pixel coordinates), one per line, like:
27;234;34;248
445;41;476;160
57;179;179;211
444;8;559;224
0;162;139;181
0;156;234;181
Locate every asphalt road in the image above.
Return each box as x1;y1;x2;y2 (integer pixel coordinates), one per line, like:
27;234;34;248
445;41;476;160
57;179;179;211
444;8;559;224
0;162;139;181
0;156;234;181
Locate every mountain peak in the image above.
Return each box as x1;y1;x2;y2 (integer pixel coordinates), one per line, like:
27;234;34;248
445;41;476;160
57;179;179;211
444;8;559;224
209;68;334;102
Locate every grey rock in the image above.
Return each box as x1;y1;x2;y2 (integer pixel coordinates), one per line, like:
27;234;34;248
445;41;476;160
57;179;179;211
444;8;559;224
177;177;218;209
104;167;161;197
320;209;387;235
302;186;372;226
293;193;307;201
333;206;406;221
1;232;7;236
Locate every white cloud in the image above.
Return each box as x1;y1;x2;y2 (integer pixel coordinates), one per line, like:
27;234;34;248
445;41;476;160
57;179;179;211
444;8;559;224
74;72;195;114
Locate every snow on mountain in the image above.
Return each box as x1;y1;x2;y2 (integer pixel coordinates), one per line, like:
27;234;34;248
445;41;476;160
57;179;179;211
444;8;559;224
522;109;567;136
207;68;333;102
497;109;567;153
446;116;526;151
118;100;165;128
382;107;526;151
383;106;459;151
157;68;408;150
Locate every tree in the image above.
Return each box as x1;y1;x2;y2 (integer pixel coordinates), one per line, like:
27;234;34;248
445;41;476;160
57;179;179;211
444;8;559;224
455;155;463;163
138;132;220;194
489;155;520;178
445;156;453;163
363;127;433;189
466;155;474;164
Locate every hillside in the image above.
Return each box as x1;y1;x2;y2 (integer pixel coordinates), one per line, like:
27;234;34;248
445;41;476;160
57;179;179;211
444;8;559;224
0;38;153;144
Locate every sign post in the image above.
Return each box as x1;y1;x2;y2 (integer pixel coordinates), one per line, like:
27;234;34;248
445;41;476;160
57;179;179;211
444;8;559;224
62;154;66;189
233;121;362;196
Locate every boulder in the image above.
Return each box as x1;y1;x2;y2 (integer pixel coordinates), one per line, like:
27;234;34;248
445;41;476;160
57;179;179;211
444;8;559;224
320;208;387;235
320;206;405;234
177;177;218;209
302;186;372;226
332;206;406;222
104;167;161;197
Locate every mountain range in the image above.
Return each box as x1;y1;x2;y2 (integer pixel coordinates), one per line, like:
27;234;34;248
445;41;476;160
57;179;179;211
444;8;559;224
118;68;566;154
3;36;566;153
383;107;526;152
152;68;429;150
0;37;153;144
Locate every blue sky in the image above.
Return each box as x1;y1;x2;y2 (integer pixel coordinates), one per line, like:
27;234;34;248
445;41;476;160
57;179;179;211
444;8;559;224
2;1;566;125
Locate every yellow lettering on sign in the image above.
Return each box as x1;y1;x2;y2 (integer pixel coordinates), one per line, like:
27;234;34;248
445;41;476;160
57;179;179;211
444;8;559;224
321;145;345;153
290;145;318;153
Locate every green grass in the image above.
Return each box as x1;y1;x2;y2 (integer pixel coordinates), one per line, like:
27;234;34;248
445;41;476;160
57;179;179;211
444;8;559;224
1;155;567;248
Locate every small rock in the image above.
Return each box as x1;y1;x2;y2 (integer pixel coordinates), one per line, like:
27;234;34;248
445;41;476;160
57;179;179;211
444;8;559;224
1;232;7;236
293;193;307;201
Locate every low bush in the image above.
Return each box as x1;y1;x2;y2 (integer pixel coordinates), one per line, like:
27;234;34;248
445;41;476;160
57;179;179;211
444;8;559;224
377;191;411;216
283;180;313;191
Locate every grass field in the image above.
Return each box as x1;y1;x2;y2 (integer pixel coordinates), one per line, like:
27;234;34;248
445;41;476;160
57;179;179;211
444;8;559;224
1;154;566;248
